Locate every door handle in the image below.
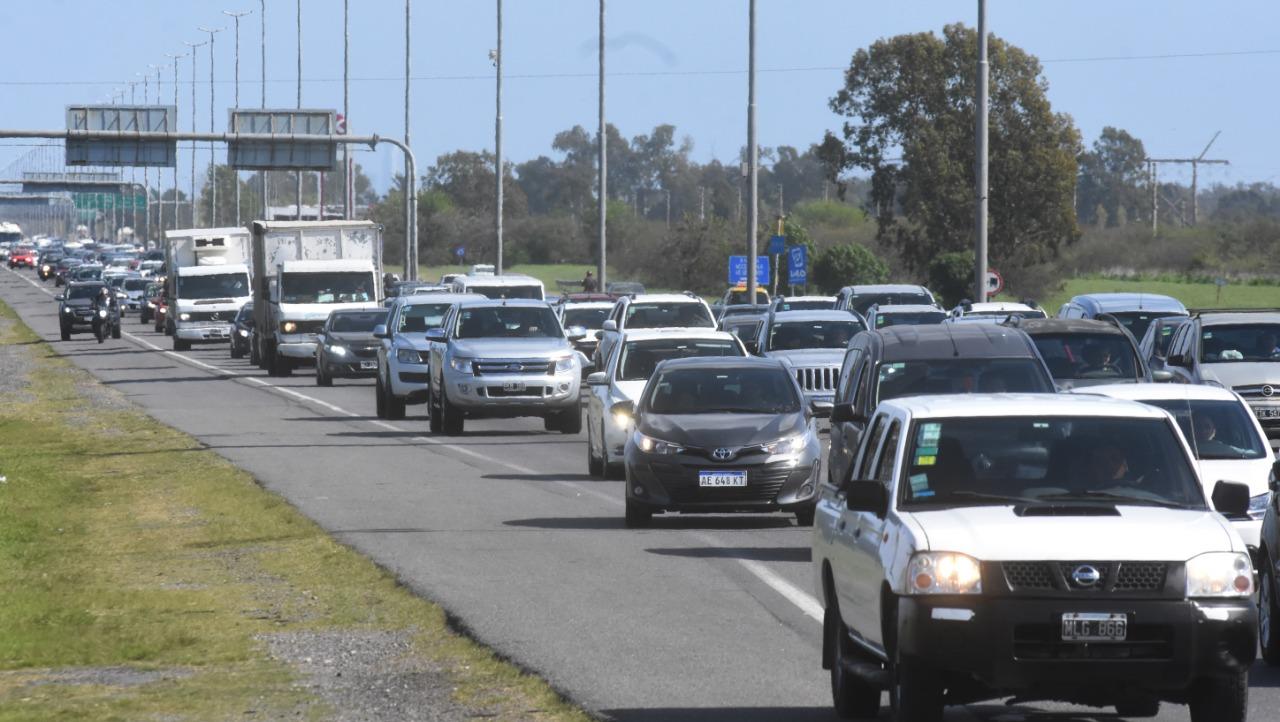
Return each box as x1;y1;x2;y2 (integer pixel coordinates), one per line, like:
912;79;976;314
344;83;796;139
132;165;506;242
852;526;862;539
836;519;847;531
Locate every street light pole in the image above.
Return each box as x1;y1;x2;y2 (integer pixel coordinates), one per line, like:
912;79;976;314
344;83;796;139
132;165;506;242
165;52;186;229
973;0;989;302
259;0;268;221
224;9;252;227
146;64;164;246
184;40;207;225
295;0;303;221
343;0;351;220
495;0;504;275
597;0;606;290
404;0;415;279
746;0;758;303
198;27;223;226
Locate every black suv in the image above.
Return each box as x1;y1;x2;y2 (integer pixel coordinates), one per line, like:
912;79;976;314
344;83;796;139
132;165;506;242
827;324;1056;485
59;281;120;340
1009;316;1159;390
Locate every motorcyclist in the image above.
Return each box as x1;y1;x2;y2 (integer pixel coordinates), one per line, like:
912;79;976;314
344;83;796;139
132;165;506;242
91;286;116;343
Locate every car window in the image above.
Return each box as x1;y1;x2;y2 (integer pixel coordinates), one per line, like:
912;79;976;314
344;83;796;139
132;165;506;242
398;302;453;333
1143;398;1267;461
330;311;387;333
854;415;888;481
625;302;714;330
1199;324;1280;363
876;358;1052;401
617;339;743;381
1030;333;1140;381
836;349;863;403
873;421;901;484
454;305;562;339
767;320;863;351
849;293;932;315
563;307;610;329
1109;311;1182;343
873;311;947;328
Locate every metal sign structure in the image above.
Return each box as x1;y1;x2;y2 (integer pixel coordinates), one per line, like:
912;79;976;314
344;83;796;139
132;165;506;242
227;109;338;171
72;192;146;210
65;105;177;167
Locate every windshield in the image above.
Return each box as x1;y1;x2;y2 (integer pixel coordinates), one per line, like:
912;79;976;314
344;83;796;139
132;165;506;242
850;293;932;315
467;284;543;300
768;320;863;350
900;416;1204;509
280;272;374;304
647;366;800;414
397;303;453;332
1110;311;1182;342
874;311;946;328
618;339;743;381
625;302;714;329
776;299;835;312
67;285;103;300
877;358;1052;400
1144;399;1267;460
123;278;148;291
329;310;387;333
455;305;562;339
74;267;102;280
608;282;645;294
723;320;762;342
1200;324;1280;363
970;309;1046;320
178;272;252;300
1031;333;1140;381
236;305;254;325
563;307;611;329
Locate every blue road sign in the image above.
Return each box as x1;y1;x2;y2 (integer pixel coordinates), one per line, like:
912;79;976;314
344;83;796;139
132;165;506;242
454;245;466;258
728;255;770;286
767;234;786;256
788;245;808;285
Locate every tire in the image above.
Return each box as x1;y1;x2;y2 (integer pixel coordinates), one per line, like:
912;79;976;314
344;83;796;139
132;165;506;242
428;388;443;433
375;376;388;418
1261;555;1280;666
543;415;559;432
795;506;816;527
60;325;71;341
111;323;121;340
316;364;332;386
1188;672;1247;722
890;651;944;722
1114;699;1160;718
587;422;605;477
164;320;174;336
440;389;464;435
557;407;582;435
277;355;293;377
827;605;881;719
386;391;406;420
230;342;244;359
624;498;652;528
173;336;190;351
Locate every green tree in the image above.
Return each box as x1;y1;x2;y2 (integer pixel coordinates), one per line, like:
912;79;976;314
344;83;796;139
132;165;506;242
927;250;975;308
819;24;1080;286
1077;127;1148;227
813;243;888;294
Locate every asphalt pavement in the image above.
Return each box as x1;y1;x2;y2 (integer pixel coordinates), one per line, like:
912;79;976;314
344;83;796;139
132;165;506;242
4;266;1279;722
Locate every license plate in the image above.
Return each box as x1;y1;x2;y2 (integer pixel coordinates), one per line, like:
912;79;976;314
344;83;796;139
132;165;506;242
503;381;525;392
1061;613;1127;642
1255;407;1280;419
360;361;377;370
699;470;748;487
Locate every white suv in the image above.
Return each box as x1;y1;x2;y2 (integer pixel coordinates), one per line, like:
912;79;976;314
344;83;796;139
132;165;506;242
374;292;483;419
592;293;716;371
814;393;1256;721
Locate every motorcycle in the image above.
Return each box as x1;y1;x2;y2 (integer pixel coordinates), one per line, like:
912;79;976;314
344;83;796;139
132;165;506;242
92;308;109;344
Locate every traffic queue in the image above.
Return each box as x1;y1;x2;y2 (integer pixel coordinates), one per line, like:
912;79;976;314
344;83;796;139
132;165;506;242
8;225;1280;722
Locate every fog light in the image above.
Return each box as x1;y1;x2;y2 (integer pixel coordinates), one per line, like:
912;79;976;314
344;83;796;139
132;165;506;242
559;382;570;392
799;483;814;497
458;384;470;393
633;485;645;497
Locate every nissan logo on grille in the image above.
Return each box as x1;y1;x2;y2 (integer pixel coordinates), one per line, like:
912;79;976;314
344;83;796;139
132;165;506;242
712;447;734;461
1071;565;1102;587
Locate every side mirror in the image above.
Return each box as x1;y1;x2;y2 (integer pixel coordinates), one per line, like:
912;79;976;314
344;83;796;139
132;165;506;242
587;372;608;386
372;324;389;339
810;400;833;418
845;480;888;518
743;341;760;355
1211;480;1251;518
1151;369;1174;383
1166;353;1186;368
829;403;866;425
425;328;446;342
602;320;617;332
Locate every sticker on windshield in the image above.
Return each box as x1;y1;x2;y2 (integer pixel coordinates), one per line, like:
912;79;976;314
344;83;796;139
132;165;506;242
909;473;932;497
914;453;937;466
1202;331;1212;339
917;422;941;446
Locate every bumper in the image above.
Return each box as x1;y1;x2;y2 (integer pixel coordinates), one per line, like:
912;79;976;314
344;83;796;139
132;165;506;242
175;323;234;342
389;361;431;397
62;313;96;328
444;371;581;417
322;358;379;378
277;334;319;359
896;595;1256;700
625;452;820;513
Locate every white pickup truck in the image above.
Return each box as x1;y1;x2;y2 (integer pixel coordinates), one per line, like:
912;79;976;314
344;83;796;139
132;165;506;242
813;393;1256;721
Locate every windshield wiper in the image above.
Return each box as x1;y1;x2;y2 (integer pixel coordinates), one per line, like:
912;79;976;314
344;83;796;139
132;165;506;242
944;491;1046;505
1037;490;1194;509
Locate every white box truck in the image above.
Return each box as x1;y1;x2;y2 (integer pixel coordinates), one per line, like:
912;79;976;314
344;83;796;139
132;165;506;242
164;227;253;351
250;220;384;377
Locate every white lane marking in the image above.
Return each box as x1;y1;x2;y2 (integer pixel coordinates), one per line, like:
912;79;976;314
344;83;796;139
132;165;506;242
8;266;826;625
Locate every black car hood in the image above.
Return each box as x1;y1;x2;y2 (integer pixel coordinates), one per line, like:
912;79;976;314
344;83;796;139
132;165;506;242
63;299;92;308
640;411;805;449
326;331;379;344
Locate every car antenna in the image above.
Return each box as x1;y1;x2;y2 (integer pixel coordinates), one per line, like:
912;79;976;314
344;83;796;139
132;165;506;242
945;322;961;357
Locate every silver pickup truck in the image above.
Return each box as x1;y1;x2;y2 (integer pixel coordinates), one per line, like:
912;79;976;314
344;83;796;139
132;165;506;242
427;299;583;436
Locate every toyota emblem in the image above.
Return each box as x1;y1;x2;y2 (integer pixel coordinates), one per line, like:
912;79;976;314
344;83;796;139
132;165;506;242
1071;565;1102;587
712;447;734;461
1263;385;1275;398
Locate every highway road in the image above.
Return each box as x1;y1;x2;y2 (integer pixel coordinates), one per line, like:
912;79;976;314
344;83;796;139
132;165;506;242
4;267;1278;722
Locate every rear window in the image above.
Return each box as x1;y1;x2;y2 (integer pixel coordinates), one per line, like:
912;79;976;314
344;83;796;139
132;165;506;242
617;339;743;381
876;358;1052;401
874;311;946;328
850;293;932;315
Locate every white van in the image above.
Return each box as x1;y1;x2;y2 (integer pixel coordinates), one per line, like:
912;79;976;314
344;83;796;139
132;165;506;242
450;273;544;301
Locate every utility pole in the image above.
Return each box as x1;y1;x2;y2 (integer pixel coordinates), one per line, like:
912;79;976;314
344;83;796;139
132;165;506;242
404;0;415;279
1145;132;1229;233
185;40;207;225
494;0;504;274
746;0;758;304
129;79;139;235
596;0;606;289
295;0;303;221
343;0;351;220
1149;160;1158;236
224;9;252;227
198;26;223;226
146;64;164;246
165;53;186;229
699;186;706;221
259;0;268;222
665;189;671;228
973;0;990;302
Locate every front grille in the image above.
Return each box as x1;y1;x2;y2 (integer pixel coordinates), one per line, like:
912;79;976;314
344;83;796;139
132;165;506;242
794;366;837;393
1013;624;1174;661
398;372;429;383
1001;561;1170;594
651;461;797;504
1003;562;1055;591
185;310;232;323
1114;562;1167;591
474;359;555;376
481;385;551;398
349;345;379;359
1233;384;1278;399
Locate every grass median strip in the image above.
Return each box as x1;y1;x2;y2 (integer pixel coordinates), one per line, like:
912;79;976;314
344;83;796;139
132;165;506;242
0;300;592;722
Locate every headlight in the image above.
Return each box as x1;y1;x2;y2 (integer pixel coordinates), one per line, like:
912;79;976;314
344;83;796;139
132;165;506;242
97;309;108;318
146;301;155;308
328;345;349;357
238;329;249;337
281;321;298;333
62;307;72;314
1249;492;1269;521
178;312;191;321
633;430;683;455
908;552;982;595
449;356;473;373
554;355;576;375
1186;552;1253;598
762;434;807;456
397;348;425;364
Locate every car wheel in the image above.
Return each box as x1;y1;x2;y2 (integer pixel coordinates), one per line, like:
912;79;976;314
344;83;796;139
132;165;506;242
440;389;464;435
543;415;559;432
558;407;582;435
587;423;604;477
111;323;121;340
427;387;443;433
1114;699;1160;718
1260;555;1280;666
890;649;943;722
230;341;244;359
387;391;406;420
60;324;71;341
173;336;190;351
1188;672;1247;722
794;506;816;527
827;604;880;719
624;498;652;528
375;375;388;418
316;363;332;386
164;321;174;336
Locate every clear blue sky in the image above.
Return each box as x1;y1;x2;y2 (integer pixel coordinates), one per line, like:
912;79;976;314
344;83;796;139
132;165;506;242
2;0;1277;193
